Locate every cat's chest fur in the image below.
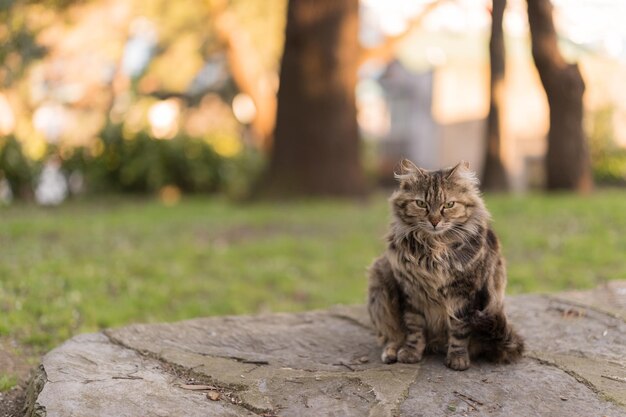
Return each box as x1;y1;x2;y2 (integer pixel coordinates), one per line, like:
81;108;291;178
386;242;453;345
387;233;470;345
387;234;456;303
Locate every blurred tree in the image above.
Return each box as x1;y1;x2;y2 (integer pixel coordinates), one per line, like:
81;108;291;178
358;0;441;66
0;1;44;87
482;0;509;192
213;2;280;150
0;136;36;199
210;0;432;155
527;0;593;192
262;0;366;197
0;0;82;86
0;0;83;200
135;0;285;150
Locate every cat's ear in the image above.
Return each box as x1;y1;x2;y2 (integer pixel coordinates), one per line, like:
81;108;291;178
445;161;479;186
394;159;426;180
394;159;426;190
445;160;470;180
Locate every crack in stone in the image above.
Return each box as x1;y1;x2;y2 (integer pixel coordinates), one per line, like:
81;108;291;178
391;379;415;417
526;353;623;407
163;345;273;367
102;330;277;416
122;334;371;375
357;366;421;417
103;329;395;416
328;312;374;332
102;330;244;391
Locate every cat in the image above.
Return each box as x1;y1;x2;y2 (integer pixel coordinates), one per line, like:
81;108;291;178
367;159;524;371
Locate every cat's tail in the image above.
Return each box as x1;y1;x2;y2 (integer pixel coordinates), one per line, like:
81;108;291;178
469;309;524;363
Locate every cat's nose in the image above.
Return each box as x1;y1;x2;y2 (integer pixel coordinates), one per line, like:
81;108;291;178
429;216;440;228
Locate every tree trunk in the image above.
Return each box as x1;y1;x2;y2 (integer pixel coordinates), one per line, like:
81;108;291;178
262;0;366;197
482;0;509;191
527;0;593;192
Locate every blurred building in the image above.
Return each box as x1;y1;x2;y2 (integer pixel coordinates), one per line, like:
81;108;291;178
377;59;489;174
378;62;437;171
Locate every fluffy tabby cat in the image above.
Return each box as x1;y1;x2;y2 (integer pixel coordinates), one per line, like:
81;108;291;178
367;159;524;371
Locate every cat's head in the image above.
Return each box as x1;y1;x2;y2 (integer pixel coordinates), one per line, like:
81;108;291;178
390;159;487;235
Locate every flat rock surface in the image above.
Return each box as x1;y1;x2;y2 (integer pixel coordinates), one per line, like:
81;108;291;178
27;282;626;417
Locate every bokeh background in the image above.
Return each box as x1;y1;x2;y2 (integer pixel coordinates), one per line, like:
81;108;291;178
1;0;625;402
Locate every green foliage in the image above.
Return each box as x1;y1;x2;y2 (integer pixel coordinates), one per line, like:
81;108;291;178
61;124;263;196
65;124;221;193
0;17;45;87
588;106;626;185
0;374;17;392
0;0;77;86
0;122;263;199
136;0;285;92
219;147;266;199
0;136;38;198
25;0;84;9
593;151;626;185
1;191;625;352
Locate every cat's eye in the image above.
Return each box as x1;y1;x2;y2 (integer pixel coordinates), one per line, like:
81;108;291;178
415;199;427;208
444;201;455;209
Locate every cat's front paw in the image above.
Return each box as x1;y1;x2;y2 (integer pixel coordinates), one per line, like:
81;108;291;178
397;346;423;363
445;352;470;371
381;344;398;364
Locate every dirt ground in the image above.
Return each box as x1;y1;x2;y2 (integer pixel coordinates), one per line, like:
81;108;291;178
0;338;38;417
0;387;26;417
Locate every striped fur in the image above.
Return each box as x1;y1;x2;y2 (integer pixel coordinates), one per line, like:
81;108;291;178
368;160;524;370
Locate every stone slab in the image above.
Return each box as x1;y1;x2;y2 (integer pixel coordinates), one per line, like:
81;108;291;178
26;283;626;417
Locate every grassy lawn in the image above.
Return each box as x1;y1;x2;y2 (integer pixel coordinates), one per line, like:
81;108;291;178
1;190;625;357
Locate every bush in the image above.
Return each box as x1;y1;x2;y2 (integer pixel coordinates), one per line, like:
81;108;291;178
588;106;626;185
64;124;222;193
1;124;265;201
0;136;38;199
592;151;626;185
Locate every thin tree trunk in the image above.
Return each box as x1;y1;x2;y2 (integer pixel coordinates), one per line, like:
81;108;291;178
214;10;277;151
482;0;509;191
527;0;593;192
262;0;366;197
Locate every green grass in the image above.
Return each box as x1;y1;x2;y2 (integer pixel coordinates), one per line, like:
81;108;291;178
0;374;18;392
1;191;625;352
